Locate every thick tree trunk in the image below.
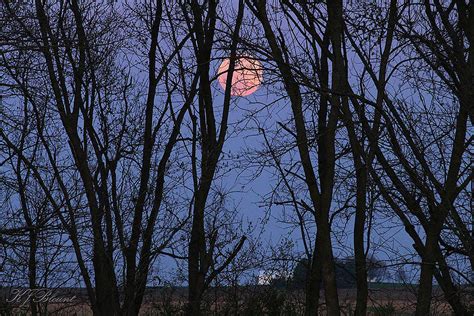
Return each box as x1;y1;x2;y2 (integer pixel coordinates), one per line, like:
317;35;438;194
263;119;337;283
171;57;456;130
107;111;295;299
305;235;322;315
187;190;209;316
323;1;348;313
93;244;120;315
415;229;438;316
318;221;340;315
187;259;205;316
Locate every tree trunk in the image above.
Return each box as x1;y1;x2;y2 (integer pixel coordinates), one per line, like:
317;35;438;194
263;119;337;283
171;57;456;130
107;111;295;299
28;230;38;316
318;222;340;315
415;226;439;315
353;169;368;316
187;263;205;316
305;235;322;315
187;190;209;316
249;1;341;313
433;245;470;315
93;245;120;315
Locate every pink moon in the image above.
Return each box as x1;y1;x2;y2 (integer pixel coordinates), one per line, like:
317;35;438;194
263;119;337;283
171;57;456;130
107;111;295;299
217;56;263;96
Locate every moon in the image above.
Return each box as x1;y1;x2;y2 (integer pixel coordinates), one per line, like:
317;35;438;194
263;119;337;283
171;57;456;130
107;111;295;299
217;56;263;96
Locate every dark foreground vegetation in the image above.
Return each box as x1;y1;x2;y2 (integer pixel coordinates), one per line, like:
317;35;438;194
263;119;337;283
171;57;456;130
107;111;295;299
1;284;473;315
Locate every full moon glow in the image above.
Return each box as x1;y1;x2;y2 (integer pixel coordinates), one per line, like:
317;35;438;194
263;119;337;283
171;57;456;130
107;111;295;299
217;57;263;96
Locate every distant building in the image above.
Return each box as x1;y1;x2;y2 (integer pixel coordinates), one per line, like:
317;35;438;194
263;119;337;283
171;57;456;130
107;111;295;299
257;270;292;285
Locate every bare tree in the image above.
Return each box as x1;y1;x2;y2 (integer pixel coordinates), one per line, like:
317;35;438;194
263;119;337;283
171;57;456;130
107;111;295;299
345;1;472;314
1;0;198;314
1;1;472;315
180;1;247;314
246;0;351;314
